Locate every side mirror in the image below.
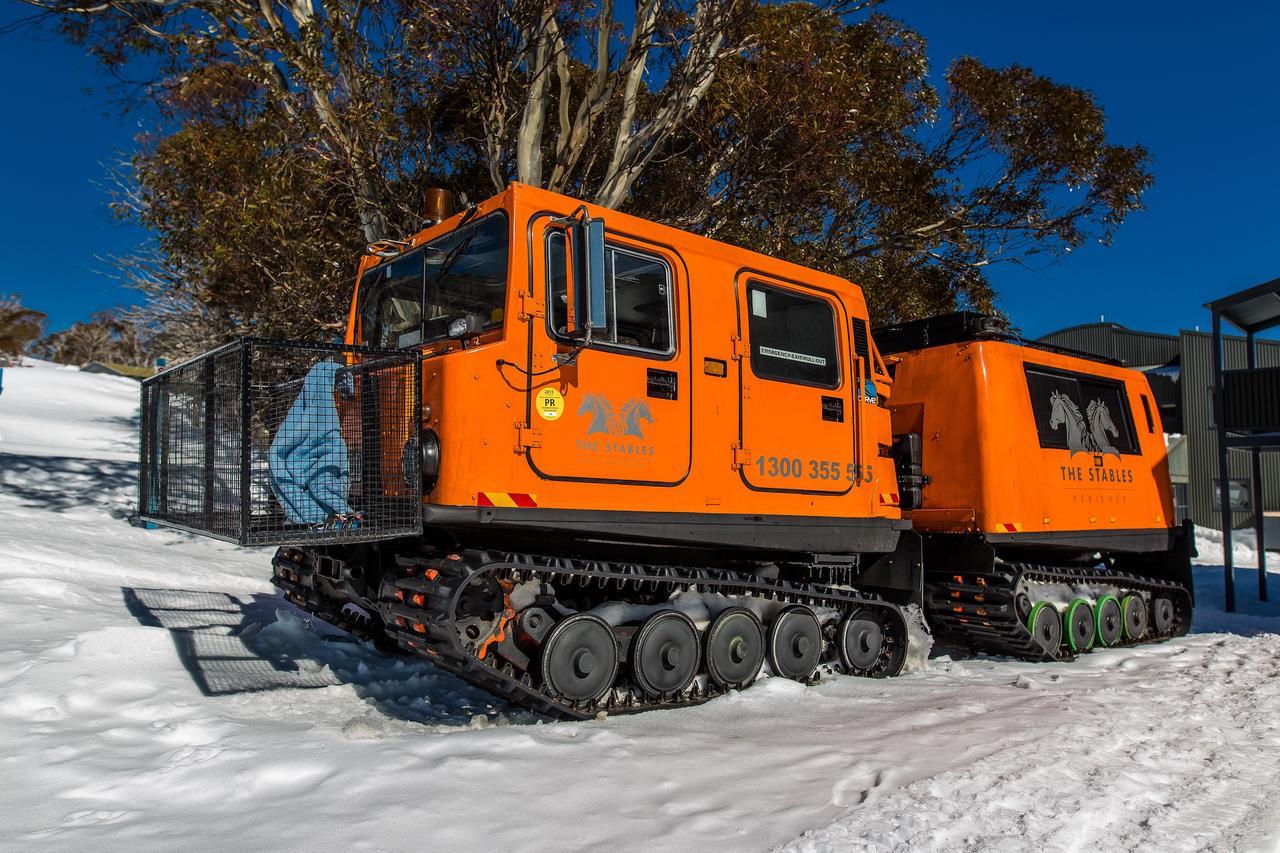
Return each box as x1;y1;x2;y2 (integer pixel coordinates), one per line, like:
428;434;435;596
565;215;607;339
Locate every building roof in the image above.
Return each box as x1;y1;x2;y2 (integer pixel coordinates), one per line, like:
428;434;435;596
1037;322;1181;368
81;361;154;379
1206;277;1280;334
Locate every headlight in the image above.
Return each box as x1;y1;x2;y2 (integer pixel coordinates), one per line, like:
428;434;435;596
404;429;442;492
418;429;441;492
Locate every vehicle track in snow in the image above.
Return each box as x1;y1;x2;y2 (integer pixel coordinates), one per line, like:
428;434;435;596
781;636;1280;853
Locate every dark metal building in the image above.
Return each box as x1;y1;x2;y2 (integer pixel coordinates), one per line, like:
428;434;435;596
1034;322;1182;369
1038;321;1280;530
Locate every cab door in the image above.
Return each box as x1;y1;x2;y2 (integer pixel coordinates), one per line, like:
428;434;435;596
737;274;855;494
524;217;692;485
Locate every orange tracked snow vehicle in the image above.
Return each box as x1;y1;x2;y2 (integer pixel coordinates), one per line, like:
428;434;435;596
137;185;1192;718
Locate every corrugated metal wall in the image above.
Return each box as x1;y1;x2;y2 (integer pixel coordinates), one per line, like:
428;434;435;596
1038;323;1182;368
1223;367;1280;431
1179;330;1280;529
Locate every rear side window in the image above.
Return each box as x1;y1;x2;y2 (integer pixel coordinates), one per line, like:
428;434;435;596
1025;365;1139;455
1140;394;1156;433
746;284;839;388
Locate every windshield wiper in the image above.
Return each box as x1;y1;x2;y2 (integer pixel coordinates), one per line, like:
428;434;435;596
432;230;477;286
419;230;479;341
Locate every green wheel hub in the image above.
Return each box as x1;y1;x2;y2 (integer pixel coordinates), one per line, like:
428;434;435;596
1121;594;1148;640
1063;598;1096;652
1094;595;1123;647
1026;601;1062;655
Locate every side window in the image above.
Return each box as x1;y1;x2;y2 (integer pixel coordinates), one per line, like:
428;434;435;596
1025;365;1139;455
746;284;839;388
1078;377;1139;454
1026;368;1080;451
546;232;674;356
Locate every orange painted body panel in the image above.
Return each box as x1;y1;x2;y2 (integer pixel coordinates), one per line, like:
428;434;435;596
888;340;1176;536
346;183;900;523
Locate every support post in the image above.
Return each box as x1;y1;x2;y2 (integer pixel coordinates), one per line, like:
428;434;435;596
202;356;216;535
1212;311;1236;612
239;342;253;546
1247;331;1267;602
138;382;150;518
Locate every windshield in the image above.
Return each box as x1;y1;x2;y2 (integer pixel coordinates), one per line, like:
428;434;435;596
359;212;509;348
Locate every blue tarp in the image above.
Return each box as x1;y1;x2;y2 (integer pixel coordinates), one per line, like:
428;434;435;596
268;361;354;525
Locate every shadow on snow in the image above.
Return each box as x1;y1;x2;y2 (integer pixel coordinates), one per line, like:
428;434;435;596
0;453;137;516
121;586;534;727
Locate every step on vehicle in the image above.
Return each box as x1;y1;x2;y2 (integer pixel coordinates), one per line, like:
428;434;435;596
137;185;1192;719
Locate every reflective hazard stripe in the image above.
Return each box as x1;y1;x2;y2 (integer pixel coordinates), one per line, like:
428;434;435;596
1000;522;1023;533
879;492;900;506
477;492;538;508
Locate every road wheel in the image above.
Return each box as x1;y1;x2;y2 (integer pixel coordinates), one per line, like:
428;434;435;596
540;613;619;703
1095;595;1123;647
705;607;765;689
767;605;823;681
1063;598;1096;652
631;610;699;698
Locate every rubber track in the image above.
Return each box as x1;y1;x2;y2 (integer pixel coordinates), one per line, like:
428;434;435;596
275;549;909;720
926;561;1192;661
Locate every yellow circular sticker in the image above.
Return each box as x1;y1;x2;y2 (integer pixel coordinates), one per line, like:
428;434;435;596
536;387;565;421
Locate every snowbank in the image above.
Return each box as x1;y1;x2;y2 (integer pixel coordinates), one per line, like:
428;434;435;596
2;364;1280;852
1194;525;1280;572
0;357;140;461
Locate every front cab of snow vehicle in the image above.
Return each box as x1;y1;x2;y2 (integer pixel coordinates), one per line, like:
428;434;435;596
142;183;921;718
345;184;909;557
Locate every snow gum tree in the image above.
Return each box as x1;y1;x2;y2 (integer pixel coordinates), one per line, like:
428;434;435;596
0;295;47;364
30;308;150;368
17;0;1153;351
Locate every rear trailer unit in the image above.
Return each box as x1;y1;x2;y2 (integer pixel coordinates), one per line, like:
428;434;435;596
875;312;1194;661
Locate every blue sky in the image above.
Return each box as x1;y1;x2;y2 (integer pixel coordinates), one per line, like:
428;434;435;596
2;1;1277;337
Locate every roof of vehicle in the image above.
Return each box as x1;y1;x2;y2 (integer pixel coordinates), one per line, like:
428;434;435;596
874;311;1122;366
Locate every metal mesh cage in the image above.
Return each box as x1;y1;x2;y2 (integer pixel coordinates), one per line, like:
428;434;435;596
138;339;422;546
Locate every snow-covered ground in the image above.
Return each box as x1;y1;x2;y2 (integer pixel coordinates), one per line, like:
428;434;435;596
2;361;1279;852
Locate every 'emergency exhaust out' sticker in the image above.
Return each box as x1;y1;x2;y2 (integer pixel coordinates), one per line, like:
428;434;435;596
536;387;565;421
758;346;826;366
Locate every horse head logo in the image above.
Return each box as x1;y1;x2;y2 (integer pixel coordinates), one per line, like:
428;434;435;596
610;399;653;439
1048;390;1091;455
578;394;654;440
577;394;613;435
1086;399;1121;457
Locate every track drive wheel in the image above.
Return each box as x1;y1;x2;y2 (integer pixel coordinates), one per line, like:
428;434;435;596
1026;601;1062;655
705;607;765;689
540;613;619;703
1063;599;1096;652
1121;594;1148;640
766;605;822;681
1094;595;1123;647
631;610;700;698
1151;597;1175;637
838;609;884;674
